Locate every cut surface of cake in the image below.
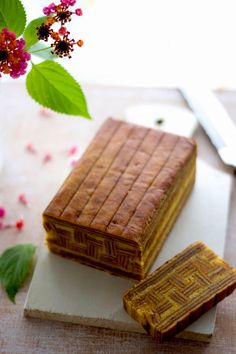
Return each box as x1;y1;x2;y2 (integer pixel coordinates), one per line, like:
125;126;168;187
123;242;236;342
43;118;197;279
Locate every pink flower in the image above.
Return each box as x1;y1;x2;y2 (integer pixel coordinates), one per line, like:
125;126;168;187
61;0;76;5
0;28;31;79
59;27;68;36
48;3;56;11
43;7;51;15
75;8;83;16
43;3;56;15
38;1;84;59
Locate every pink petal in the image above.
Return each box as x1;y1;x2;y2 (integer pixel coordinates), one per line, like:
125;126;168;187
15;219;24;231
43;7;51;15
70;159;78;167
18;194;28;205
0;207;6;218
68;145;78;155
43;153;53;163
75;8;83;16
59;27;67;36
39;108;53;118
25;143;37;154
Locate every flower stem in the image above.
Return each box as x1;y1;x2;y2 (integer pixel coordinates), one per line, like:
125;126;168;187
29;46;51;54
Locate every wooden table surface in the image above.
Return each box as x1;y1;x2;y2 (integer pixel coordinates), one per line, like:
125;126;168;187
0;83;235;354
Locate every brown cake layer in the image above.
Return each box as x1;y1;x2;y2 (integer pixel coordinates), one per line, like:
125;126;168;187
43;118;197;279
123;242;236;342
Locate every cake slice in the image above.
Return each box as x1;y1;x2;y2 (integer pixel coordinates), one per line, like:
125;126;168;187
123;242;236;342
43;118;197;280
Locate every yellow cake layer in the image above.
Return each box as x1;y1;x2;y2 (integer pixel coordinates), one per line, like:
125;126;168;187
46;158;196;279
123;242;236;342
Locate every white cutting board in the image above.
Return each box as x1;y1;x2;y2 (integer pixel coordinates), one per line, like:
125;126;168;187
125;103;198;137
24;160;232;342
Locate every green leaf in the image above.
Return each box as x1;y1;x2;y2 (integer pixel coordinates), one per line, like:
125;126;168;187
24;16;47;50
0;244;36;303
0;0;26;37
26;60;91;118
28;42;56;60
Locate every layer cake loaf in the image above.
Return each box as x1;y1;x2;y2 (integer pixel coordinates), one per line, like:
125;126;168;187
43;118;197;280
123;242;236;342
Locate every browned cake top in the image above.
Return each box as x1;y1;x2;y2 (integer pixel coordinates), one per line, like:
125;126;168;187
44;118;196;244
123;242;236;341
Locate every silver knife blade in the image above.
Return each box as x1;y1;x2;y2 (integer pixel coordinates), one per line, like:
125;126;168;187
180;87;236;169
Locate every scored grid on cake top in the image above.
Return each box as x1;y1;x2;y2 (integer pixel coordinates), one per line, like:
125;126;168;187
44;118;196;244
